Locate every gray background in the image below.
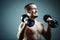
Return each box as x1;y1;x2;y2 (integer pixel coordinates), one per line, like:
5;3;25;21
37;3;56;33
0;0;60;40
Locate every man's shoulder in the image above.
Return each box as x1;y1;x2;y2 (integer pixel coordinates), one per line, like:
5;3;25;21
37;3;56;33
36;21;44;32
37;21;43;25
36;21;44;28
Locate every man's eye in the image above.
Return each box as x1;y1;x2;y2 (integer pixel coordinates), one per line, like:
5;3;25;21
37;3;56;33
28;10;32;13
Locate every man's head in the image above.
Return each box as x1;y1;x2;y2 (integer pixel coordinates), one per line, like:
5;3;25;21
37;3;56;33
24;3;38;19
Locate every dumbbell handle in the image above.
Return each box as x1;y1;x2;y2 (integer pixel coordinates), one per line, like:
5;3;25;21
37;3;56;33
43;14;58;28
47;17;53;22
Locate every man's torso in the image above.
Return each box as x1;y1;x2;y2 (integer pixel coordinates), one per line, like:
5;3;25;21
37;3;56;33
23;20;43;40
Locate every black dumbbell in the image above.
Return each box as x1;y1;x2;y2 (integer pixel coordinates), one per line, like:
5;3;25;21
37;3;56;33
21;14;35;27
43;14;58;28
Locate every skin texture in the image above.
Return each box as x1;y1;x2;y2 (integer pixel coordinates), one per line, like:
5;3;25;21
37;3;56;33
17;4;51;40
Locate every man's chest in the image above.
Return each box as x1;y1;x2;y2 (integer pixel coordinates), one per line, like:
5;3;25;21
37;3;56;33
24;21;43;39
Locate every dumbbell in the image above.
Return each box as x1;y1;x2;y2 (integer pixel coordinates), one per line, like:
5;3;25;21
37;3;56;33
21;14;35;27
43;14;58;28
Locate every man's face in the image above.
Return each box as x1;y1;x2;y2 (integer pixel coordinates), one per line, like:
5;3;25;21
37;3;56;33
26;4;38;18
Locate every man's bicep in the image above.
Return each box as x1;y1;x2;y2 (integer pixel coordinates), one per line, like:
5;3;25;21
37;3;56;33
41;23;47;39
41;23;52;40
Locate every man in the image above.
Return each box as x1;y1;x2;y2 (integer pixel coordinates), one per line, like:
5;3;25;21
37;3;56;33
17;3;52;40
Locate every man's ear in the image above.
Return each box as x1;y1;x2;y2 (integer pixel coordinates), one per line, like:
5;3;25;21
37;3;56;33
25;10;28;14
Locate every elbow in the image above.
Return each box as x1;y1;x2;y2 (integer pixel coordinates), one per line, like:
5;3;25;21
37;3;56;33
17;33;19;39
17;32;20;39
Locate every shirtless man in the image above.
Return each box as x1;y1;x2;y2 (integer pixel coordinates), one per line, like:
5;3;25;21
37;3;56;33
17;3;52;40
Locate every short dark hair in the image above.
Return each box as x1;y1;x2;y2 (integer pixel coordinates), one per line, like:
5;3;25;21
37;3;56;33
24;3;35;9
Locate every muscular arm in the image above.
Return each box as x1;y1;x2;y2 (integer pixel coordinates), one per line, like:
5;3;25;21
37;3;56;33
41;24;51;40
17;22;26;40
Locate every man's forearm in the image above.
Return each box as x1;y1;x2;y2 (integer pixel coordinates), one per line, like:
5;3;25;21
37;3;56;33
46;24;51;40
18;25;26;40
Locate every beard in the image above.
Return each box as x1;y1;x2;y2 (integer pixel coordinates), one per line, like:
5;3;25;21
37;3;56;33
31;13;38;18
31;15;38;19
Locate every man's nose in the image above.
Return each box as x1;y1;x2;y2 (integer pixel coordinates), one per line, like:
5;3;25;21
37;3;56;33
32;9;35;13
32;9;37;14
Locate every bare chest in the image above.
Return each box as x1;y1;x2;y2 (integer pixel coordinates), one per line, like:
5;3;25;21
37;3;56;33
24;22;43;40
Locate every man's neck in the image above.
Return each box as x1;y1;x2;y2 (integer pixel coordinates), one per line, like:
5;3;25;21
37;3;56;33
31;18;37;21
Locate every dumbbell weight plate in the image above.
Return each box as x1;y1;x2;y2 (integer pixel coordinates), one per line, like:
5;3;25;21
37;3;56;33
26;18;35;27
